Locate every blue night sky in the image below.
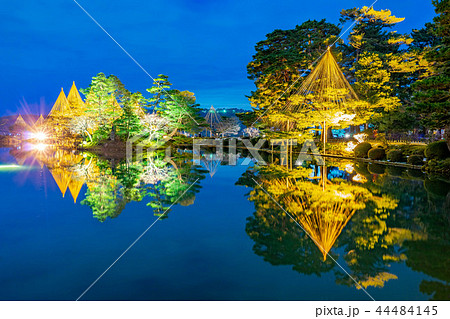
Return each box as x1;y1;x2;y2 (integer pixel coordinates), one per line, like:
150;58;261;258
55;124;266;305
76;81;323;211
0;0;436;116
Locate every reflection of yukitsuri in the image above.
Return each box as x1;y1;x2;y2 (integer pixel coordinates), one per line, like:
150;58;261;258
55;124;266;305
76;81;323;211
269;175;370;261
270;139;296;169
47;150;87;203
240;163;404;290
201;153;222;177
10;146;87;203
10;147;43;167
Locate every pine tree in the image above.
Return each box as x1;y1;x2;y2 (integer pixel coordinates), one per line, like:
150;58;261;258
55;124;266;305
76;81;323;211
247;20;341;128
146;74;172;112
81;73;117;127
114;92;143;140
340;6;430;132
147;76;205;135
412;0;450;149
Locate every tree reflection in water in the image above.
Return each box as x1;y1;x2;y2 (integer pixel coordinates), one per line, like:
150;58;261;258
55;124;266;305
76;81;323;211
8;145;450;299
237;160;449;298
10;145;206;222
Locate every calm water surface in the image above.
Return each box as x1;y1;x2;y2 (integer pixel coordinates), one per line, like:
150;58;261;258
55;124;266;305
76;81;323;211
0;146;448;300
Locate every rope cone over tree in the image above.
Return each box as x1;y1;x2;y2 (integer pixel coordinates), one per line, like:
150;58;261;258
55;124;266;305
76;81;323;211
266;48;374;141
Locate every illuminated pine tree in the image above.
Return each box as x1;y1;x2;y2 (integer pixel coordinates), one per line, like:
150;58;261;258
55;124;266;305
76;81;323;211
81;73;118;129
114;92;143;140
147;75;205;135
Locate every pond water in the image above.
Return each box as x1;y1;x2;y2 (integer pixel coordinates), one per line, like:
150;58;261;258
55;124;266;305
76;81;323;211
0;145;448;300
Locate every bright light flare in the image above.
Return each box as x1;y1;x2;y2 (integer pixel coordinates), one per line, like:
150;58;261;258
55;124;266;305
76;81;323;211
35;132;47;141
29;131;48;141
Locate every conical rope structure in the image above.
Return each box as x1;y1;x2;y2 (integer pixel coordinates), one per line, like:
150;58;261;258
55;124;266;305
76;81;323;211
277;48;360;147
204;106;221;137
67;81;86;111
284;48;358;114
205;106;221;126
48;88;70;117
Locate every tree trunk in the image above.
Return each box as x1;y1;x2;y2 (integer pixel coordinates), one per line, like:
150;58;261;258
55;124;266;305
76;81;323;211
327;127;333;139
110;125;116;141
167;127;178;139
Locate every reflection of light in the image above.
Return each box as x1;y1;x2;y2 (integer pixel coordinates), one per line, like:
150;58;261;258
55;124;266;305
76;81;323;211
0;164;32;172
345;133;351;138
345;164;354;173
352;174;367;183
0;164;21;170
32;143;48;151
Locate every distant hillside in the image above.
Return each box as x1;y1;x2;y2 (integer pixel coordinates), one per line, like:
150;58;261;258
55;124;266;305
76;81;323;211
199;108;248;118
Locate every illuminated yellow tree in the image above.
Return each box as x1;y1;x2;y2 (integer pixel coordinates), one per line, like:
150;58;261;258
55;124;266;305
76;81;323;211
267;49;373;143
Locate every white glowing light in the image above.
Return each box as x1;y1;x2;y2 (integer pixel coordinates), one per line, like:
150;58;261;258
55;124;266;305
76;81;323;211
330;112;356;125
345;141;358;152
354;133;367;143
334;190;353;199
345;133;368;152
29;131;47;141
345;133;351;138
352;174;367;183
35;132;47;140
